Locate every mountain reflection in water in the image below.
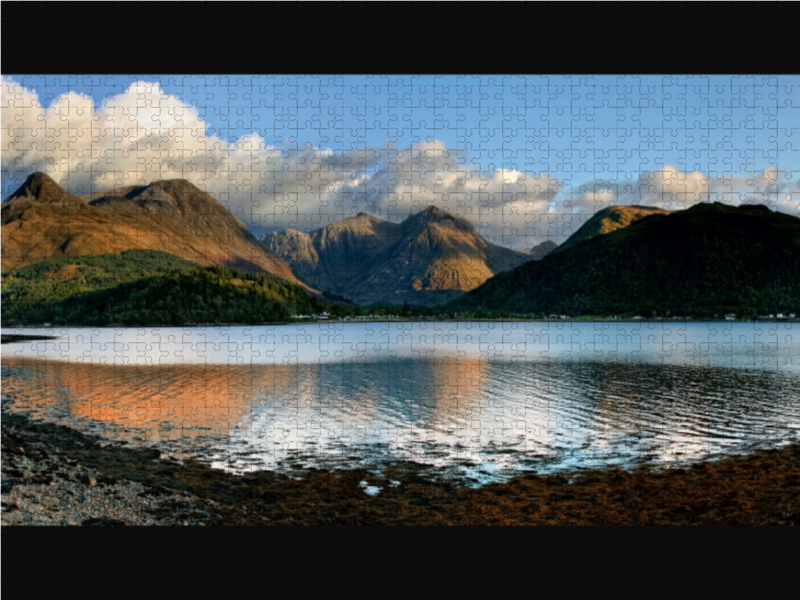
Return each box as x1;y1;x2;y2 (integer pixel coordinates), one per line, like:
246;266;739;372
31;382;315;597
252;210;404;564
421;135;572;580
2;322;798;481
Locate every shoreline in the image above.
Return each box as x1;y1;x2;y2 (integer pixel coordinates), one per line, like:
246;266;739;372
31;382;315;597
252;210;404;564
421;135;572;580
3;317;799;332
1;334;60;344
2;410;799;526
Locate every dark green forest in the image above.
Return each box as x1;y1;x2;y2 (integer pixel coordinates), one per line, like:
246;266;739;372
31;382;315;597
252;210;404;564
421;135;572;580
5;202;800;325
447;203;800;319
1;250;334;326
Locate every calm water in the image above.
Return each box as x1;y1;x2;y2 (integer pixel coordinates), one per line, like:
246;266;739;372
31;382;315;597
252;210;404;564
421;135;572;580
2;321;799;483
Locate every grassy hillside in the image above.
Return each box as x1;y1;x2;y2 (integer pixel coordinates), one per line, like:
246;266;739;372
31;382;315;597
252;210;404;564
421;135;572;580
553;205;670;253
2;173;305;285
1;250;330;326
447;203;800;318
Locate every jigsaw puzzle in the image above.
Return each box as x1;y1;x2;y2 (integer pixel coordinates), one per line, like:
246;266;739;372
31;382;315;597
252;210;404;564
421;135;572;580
2;75;799;525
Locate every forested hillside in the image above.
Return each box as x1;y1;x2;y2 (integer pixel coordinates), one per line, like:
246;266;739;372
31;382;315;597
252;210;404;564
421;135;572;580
1;250;331;326
448;203;800;318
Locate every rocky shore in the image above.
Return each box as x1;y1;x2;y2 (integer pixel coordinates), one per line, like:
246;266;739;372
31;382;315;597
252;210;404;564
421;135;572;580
2;410;799;526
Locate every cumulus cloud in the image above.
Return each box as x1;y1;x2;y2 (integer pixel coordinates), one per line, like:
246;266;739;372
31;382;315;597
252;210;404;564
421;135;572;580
745;166;800;214
1;78;565;249
567;165;799;215
2;77;796;251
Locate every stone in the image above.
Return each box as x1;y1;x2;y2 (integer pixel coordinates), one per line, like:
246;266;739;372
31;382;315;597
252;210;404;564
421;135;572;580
82;517;125;526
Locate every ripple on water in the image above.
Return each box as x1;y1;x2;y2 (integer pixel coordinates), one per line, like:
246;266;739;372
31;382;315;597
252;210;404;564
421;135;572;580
2;331;799;482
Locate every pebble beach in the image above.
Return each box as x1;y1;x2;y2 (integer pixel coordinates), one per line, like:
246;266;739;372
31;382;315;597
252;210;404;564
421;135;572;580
3;410;800;526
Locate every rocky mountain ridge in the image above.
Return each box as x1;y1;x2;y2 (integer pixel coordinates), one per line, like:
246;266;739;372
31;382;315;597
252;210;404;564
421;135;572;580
2;173;306;287
262;207;556;306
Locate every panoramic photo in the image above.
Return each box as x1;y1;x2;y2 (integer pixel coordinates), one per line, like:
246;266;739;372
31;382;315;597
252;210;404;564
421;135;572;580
2;75;799;525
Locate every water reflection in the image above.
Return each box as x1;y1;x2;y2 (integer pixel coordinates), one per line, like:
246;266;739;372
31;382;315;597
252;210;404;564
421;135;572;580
3;351;798;480
6;321;797;371
1;359;284;443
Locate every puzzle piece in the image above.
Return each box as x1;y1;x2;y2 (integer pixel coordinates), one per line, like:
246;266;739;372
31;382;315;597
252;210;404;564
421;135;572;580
2;74;799;489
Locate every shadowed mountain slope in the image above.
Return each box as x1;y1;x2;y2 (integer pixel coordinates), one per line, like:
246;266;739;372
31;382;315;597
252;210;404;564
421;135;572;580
447;202;800;317
555;205;671;253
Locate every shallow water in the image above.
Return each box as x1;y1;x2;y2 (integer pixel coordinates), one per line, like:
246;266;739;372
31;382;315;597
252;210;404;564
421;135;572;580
2;321;799;482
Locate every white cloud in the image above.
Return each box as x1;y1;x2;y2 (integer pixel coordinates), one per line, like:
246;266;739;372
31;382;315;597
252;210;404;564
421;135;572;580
1;78;565;249
634;166;710;209
745;165;800;214
760;166;780;185
3;77;797;251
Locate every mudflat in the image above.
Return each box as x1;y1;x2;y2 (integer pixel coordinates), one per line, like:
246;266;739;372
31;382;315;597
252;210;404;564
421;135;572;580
2;410;799;526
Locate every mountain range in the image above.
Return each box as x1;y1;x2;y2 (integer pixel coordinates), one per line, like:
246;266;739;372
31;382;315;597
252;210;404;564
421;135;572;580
5;173;797;321
1;173;305;286
261;207;556;306
448;201;800;317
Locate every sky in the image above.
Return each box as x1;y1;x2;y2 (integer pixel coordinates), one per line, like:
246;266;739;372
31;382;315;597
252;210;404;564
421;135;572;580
2;75;799;249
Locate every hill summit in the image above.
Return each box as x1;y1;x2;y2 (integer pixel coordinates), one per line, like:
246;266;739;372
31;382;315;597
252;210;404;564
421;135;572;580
262;206;556;306
4;172;87;207
554;205;671;253
448;201;800;317
2;173;304;286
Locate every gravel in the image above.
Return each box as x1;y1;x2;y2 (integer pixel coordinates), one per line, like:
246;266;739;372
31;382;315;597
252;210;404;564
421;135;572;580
2;421;218;526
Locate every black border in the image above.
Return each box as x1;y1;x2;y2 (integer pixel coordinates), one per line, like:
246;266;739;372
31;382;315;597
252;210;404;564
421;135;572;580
3;526;800;595
2;2;796;75
3;1;799;594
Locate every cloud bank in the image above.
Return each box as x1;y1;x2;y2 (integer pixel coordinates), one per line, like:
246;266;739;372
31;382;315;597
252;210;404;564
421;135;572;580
3;78;797;249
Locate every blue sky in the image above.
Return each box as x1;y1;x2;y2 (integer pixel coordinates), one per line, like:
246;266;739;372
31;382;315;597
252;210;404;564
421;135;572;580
3;75;799;248
10;74;799;173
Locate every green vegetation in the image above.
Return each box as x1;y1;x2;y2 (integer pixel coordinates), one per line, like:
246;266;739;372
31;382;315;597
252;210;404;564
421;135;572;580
2;250;199;324
1;250;333;326
3;249;199;281
8;201;799;326
0;249;445;325
447;203;800;319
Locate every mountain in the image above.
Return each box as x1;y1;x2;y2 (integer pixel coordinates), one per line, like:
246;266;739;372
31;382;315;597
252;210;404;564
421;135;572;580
447;202;800;317
261;207;557;306
554;205;671;253
2;250;199;325
262;213;402;297
1;173;305;287
1;250;332;327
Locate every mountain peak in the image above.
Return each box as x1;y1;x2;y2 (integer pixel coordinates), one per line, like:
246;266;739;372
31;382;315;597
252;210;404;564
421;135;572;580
738;203;772;212
85;178;228;218
449;198;800;317
554;204;670;253
401;206;476;238
264;205;555;306
2;175;306;284
418;206;448;219
5;172;84;206
147;178;203;195
687;201;730;212
342;211;383;223
20;172;57;194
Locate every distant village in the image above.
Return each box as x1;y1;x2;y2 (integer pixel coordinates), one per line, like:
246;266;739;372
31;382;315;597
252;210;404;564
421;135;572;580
288;311;798;324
